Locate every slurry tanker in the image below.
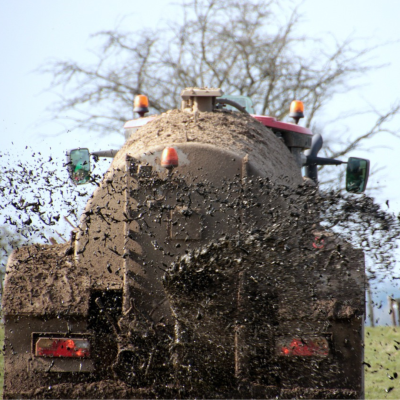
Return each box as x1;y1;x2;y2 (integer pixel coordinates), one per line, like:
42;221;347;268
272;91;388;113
3;88;369;399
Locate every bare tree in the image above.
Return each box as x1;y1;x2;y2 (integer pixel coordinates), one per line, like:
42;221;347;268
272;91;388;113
0;225;25;270
41;0;399;184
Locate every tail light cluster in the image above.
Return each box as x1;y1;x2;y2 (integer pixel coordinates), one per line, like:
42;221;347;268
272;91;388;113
35;337;90;358
278;336;329;357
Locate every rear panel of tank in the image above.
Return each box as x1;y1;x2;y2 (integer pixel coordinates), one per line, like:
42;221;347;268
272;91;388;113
118;142;364;396
2;139;364;398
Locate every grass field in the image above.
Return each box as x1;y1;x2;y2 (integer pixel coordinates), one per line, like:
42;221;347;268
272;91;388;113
365;326;400;399
0;323;3;399
0;325;397;398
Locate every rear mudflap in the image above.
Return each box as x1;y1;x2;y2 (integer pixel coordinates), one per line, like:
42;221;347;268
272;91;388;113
279;387;359;399
4;382;360;399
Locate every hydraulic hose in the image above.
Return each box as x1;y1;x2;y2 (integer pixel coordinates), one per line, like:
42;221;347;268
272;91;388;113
215;98;249;114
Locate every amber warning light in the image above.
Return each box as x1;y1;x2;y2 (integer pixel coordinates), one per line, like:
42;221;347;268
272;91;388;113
161;147;179;169
289;100;304;125
134;94;149;117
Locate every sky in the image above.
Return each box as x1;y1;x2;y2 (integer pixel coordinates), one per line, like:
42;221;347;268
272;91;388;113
1;0;400;325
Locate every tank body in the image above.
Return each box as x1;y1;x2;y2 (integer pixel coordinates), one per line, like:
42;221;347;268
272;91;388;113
2;107;364;399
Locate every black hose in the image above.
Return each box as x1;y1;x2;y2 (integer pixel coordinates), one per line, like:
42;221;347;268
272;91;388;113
215;98;249;114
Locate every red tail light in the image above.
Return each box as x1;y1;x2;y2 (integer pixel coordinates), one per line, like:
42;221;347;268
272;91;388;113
161;147;179;169
35;337;90;358
279;336;329;357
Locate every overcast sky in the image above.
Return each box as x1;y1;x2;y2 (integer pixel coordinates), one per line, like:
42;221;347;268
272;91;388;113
1;0;400;324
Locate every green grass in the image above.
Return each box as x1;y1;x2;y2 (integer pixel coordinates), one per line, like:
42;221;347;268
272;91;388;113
0;323;396;398
0;322;3;399
365;326;400;399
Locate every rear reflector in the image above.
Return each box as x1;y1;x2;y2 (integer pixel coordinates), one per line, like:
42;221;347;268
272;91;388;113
35;337;90;358
278;336;329;357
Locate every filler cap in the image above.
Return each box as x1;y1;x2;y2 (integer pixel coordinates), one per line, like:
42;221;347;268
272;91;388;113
181;87;223;112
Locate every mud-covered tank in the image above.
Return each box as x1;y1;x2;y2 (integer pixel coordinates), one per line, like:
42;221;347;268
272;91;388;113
2;88;365;399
